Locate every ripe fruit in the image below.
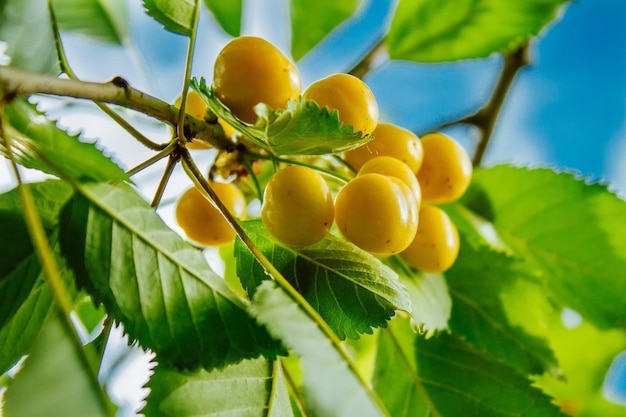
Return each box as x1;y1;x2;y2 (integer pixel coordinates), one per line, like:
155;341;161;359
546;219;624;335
213;36;302;124
400;205;460;273
175;182;246;246
303;73;379;135
334;173;418;257
417;132;472;204
262;165;334;247
173;91;236;149
344;123;423;173
357;156;422;209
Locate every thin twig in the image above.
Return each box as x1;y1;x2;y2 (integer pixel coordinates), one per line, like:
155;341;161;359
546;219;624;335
126;139;178;177
279;358;309;417
175;0;201;146
0;66;231;150
151;153;179;208
48;0;164;151
348;39;388;79
470;45;530;166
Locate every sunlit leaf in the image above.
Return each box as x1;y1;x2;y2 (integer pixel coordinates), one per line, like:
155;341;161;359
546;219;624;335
376;318;567;416
59;182;281;371
51;0;128;44
385;256;450;335
387;0;569;62
0;181;73;329
462;165;626;330
203;0;241;37
527;304;626;415
250;280;387;417
144;357;293;417
444;234;559;375
1;98;127;182
290;0;360;61
235;219;412;340
373;318;430;416
0;0;59;73
3;314;114;417
143;0;195;36
193;78;371;156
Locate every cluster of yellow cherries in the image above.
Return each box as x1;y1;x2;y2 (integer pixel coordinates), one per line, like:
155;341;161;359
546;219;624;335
174;36;472;273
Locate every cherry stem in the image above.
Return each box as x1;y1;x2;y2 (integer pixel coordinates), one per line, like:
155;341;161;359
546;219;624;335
247;153;351;183
150;152;179;208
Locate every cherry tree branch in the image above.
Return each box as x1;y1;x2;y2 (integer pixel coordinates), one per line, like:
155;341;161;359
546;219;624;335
347;35;530;167
0;65;233;151
348;39;387;79
466;45;530;165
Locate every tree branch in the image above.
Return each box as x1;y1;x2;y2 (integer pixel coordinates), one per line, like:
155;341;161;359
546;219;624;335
348;39;387;79
470;44;530;166
0;65;233;151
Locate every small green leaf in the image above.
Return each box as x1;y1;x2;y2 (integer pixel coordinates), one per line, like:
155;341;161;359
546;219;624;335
144;357;293;417
387;0;569;62
3;314;114;417
235;219;412;340
59;182;281;370
1;98;128;182
51;0;128;44
463;165;626;330
250;280;388;417
203;0;241;37
193;78;371;156
0;0;60;73
376;319;567;416
0;181;73;329
143;0;194;36
290;0;360;61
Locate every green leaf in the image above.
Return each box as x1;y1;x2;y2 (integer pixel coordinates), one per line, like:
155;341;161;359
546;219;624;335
143;0;194;36
376;319;567;417
203;0;241;37
59;182;281;370
385;256;451;335
144;357;294;417
443;233;559;375
290;0;360;61
0;279;54;375
373;318;430;416
235;219;412;340
193;78;371;156
387;0;569;62
0;181;73;329
463;165;626;330
3;314;114;417
528;307;626;415
250;280;388;417
1;98;128;182
0;0;60;73
51;0;128;44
